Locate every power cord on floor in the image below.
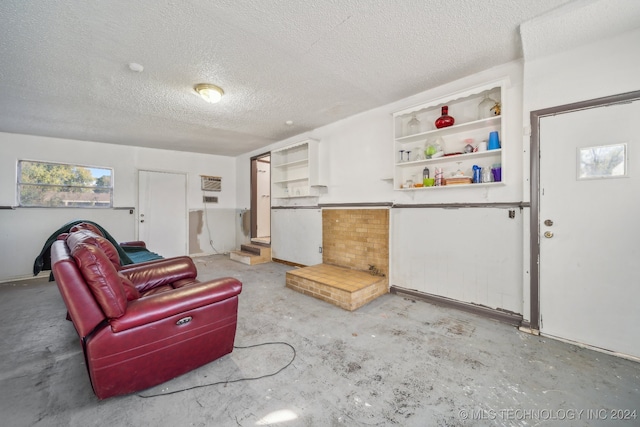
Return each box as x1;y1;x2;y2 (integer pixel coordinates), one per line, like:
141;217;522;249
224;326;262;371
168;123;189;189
137;341;296;398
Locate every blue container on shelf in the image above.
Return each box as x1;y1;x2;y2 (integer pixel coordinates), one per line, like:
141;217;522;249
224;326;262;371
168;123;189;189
472;165;482;183
488;131;500;150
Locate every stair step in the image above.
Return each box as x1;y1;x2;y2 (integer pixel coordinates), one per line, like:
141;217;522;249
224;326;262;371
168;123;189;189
240;244;262;255
240;244;271;258
229;250;271;265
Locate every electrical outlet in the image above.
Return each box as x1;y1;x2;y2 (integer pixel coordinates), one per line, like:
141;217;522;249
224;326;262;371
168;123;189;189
509;209;515;219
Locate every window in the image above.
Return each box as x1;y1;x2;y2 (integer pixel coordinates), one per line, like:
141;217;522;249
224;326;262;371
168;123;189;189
577;143;627;180
18;160;113;208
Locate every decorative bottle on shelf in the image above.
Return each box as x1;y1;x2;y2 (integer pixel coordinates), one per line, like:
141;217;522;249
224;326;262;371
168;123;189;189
435;106;454;129
407;114;421;135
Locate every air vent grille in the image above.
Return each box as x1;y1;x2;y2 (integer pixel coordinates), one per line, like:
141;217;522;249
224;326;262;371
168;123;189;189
201;175;221;191
203;195;218;203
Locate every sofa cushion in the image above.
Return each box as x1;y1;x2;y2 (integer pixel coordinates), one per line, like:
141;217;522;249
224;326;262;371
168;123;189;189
71;243;127;318
69;222;104;236
67;230;121;270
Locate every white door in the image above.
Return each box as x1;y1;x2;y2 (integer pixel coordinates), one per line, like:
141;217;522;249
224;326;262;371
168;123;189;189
138;170;187;258
539;100;640;358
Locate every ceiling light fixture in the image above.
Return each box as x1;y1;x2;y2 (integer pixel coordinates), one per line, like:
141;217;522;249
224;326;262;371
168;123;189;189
194;83;224;104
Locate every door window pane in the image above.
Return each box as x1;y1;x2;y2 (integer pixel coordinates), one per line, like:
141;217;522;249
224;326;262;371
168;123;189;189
578;143;626;179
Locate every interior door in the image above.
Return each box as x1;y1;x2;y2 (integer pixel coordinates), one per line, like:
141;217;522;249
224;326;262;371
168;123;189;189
539;99;640;358
138;170;187;258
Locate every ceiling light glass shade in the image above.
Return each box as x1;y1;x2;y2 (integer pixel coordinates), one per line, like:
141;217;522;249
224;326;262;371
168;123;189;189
194;84;224;103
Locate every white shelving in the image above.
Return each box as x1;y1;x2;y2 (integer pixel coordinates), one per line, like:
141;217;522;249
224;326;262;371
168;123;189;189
392;80;507;190
271;139;324;198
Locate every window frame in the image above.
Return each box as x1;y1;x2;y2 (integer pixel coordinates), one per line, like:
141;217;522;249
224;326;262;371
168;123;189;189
17;160;114;208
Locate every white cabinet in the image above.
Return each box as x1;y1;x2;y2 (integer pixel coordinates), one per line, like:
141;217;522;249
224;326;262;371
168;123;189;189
392;80;506;190
271;139;324;198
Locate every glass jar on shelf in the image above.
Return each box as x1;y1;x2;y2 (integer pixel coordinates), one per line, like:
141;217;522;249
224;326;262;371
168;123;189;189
407;114;421;135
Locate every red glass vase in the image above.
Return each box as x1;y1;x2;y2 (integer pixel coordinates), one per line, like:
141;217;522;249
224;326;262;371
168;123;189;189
435;106;455;129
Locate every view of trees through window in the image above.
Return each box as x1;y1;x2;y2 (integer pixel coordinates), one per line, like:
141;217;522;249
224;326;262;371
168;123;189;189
578;143;626;179
18;160;113;207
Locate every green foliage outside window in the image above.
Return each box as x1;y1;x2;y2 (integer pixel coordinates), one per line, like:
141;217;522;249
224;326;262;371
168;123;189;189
18;161;113;207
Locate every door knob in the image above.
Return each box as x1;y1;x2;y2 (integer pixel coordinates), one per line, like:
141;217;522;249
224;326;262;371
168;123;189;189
544;231;553;238
140;220;145;223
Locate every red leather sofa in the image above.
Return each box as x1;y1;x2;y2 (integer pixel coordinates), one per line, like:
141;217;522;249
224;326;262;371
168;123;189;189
50;224;242;399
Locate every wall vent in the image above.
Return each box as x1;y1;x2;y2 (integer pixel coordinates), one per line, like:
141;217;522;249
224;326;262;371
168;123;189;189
203;195;219;203
201;175;221;192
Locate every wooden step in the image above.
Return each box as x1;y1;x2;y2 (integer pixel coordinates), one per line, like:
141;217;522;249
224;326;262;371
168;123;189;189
239;244;271;258
230;246;271;265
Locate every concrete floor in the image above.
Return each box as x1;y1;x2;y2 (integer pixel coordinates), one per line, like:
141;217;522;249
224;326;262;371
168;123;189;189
1;255;638;426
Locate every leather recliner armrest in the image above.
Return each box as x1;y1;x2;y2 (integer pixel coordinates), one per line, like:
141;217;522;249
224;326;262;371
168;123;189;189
109;277;242;333
121;256;198;293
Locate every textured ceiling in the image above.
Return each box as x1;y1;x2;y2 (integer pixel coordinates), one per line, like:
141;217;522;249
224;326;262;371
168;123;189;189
0;0;594;156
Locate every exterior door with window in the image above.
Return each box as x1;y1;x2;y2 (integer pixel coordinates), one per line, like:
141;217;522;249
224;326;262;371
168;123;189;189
538;99;640;358
138;170;187;258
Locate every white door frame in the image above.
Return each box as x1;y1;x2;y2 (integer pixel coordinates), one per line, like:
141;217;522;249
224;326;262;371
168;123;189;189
250;152;271;243
528;89;640;332
137;169;188;256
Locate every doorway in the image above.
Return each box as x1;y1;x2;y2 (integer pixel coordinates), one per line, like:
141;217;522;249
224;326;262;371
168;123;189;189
250;153;271;245
531;91;640;359
138;170;187;258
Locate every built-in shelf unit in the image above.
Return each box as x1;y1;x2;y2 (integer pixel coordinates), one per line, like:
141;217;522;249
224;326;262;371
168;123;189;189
392;80;507;190
271;138;324;198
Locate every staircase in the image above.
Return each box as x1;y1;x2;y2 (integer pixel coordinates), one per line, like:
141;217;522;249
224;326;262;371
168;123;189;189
230;243;271;265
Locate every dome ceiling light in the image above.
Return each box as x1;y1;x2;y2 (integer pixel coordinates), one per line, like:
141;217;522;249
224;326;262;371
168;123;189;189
194;83;224;104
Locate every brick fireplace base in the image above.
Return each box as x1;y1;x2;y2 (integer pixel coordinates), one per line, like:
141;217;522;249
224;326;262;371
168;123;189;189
286;264;387;311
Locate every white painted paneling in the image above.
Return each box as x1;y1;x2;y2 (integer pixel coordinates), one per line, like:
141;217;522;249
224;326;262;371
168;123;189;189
391;207;523;313
201;208;237;254
271;208;322;266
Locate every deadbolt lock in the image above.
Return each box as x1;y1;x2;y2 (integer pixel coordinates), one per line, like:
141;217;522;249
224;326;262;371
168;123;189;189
544;231;554;238
544;219;553;226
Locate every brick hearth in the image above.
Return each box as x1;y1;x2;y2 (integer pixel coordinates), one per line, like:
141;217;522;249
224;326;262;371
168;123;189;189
285;209;389;311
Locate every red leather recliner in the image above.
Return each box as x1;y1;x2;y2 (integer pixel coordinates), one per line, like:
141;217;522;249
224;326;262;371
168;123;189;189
50;227;242;399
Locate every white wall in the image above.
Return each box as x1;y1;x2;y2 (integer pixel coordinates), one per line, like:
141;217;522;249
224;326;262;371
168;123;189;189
0;132;236;281
237;60;524;207
523;27;640;113
517;26;640;322
235;24;638;318
236;60;526;315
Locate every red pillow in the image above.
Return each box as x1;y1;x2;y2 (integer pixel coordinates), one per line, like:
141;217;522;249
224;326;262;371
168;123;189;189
69;222;104;236
72;243;127;318
67;230;121;270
